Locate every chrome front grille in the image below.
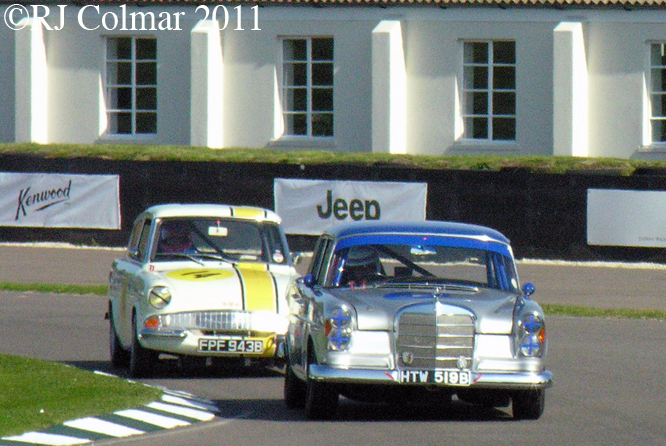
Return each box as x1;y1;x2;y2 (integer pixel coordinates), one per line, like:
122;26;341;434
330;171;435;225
396;311;474;369
162;311;252;331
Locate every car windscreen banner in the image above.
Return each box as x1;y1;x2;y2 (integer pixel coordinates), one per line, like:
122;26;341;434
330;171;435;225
587;188;666;247
274;178;427;235
0;172;121;229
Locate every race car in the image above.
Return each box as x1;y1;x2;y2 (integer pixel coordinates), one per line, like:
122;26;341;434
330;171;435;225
284;221;552;420
107;203;297;377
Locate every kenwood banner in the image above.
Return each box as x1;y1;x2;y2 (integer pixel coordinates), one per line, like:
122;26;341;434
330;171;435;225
274;179;427;235
587;188;666;247
0;173;121;229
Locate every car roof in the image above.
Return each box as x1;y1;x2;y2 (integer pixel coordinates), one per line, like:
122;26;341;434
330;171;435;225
139;203;282;223
325;221;511;246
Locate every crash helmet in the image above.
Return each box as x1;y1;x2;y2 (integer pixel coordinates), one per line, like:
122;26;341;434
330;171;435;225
159;220;192;253
342;245;383;282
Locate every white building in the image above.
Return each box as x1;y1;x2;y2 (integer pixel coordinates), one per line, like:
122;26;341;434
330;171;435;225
3;0;666;159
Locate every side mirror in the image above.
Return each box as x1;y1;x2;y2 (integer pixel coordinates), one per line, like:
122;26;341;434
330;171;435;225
299;273;315;287
522;282;536;297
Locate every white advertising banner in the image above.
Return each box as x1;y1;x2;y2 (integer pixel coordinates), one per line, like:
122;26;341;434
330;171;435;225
587;188;666;247
274;178;427;235
0;173;121;229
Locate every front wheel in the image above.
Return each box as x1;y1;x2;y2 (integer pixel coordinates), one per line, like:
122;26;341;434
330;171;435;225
304;352;338;420
284;362;306;409
129;314;156;378
512;389;545;420
109;306;129;368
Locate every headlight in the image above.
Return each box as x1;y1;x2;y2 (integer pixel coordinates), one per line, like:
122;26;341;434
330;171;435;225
518;313;545;357
148;286;172;309
326;307;353;351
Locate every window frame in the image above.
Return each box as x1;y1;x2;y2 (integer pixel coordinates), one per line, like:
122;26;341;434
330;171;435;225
459;39;517;143
646;41;666;148
279;36;335;139
104;36;158;137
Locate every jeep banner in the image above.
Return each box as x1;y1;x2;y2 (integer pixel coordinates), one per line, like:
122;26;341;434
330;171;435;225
274;178;427;235
0;173;121;229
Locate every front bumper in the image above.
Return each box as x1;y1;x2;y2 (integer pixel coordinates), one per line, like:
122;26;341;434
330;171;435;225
309;364;553;390
139;329;285;359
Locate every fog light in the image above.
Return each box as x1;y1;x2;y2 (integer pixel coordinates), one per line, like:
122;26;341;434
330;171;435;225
520;334;543;357
328;328;352;351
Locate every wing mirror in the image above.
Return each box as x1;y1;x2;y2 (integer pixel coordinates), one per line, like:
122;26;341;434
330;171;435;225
298;273;315;287
522;282;536;297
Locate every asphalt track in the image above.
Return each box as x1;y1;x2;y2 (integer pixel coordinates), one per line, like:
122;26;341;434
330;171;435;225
1;243;665;310
1;244;666;446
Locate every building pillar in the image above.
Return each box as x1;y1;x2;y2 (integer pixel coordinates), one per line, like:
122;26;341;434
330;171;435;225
15;18;48;144
190;20;224;149
372;20;406;154
553;22;588;157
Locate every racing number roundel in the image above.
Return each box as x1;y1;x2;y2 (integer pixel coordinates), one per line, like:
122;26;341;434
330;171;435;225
166;269;234;281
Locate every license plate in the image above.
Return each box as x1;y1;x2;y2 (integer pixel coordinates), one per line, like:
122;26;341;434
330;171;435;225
198;337;264;354
397;369;471;386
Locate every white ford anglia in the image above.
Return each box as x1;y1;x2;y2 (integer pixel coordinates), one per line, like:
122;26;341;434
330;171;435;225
107;204;297;377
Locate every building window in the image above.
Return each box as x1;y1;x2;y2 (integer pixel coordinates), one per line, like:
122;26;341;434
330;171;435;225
462;40;516;141
106;37;157;135
281;37;334;137
649;43;666;143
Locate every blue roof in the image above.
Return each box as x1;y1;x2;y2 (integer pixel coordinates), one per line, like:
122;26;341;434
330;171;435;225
327;221;511;246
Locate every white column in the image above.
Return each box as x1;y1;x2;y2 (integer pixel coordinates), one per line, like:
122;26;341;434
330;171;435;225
372;20;406;154
553;22;588;157
15;18;48;144
190;20;224;149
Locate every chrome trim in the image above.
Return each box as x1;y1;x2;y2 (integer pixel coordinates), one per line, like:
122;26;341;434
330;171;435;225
140;329;186;339
396;310;475;370
164;311;253;331
308;364;553;390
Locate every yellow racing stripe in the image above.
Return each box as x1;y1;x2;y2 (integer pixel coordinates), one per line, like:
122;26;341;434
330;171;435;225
231;207;266;220
236;263;278;312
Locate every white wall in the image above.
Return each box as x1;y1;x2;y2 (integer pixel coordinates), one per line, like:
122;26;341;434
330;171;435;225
5;4;666;159
403;18;555;156
586;18;661;160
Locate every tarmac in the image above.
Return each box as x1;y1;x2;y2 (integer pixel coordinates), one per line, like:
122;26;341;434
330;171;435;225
0;243;664;311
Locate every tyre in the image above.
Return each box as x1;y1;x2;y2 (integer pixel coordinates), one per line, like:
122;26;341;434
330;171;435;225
129;314;156;378
284;362;306;409
512;389;545;420
108;306;129;368
304;351;338;420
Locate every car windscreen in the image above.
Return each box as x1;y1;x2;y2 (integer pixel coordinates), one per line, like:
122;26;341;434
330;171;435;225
153;218;289;265
324;242;519;292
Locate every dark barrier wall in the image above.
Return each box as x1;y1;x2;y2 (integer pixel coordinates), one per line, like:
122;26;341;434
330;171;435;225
2;154;666;262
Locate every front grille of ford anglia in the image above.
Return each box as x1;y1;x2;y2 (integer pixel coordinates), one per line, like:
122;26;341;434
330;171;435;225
165;311;252;331
396;311;475;369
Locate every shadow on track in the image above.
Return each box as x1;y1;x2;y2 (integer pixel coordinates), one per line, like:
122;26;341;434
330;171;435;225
212;396;512;423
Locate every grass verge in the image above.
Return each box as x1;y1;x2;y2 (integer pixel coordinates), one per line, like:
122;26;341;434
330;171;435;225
0;282;107;296
1;143;663;175
0;354;162;438
542;304;666;321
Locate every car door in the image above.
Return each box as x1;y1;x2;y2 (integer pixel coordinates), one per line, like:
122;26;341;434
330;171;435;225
111;217;153;347
288;236;333;375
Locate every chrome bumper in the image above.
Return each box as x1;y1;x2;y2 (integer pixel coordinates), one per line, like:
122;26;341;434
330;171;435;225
139;330;287;358
309;364;553;390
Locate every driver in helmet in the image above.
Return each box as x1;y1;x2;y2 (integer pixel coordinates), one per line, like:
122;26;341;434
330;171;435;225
340;245;384;287
157;221;196;255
